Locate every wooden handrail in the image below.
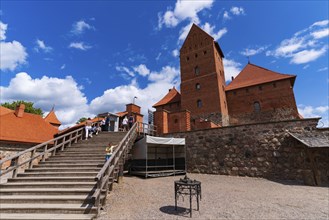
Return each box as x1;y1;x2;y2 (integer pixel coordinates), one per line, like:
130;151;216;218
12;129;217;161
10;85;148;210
0;125;86;177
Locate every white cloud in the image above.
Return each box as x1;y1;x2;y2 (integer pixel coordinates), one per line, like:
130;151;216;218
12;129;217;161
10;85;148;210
71;20;94;35
158;0;213;28
298;105;329;127
34;39;53;53
303;64;310;69
172;49;179;57
317;67;328;72
0;72;90;128
0;41;28;71
89;65;180;121
116;66;135;77
230;7;245;15
133;64;150;77
156;52;162;61
266;19;329;64
223;58;242;81
0;21;7;40
60;64;66;70
290;46;327;64
311;20;329;27
0;22;28;71
240;45;268;56
202;22;227;41
68;42;92;50
223;11;231;21
311;28;329;39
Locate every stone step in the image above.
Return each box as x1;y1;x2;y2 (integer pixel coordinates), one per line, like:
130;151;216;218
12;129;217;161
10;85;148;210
7;176;96;182
56;152;104;156
0;187;94;195
35;163;103;168
46;156;105;161
0;182;96;189
17;172;98;177
25;167;101;172
0;213;96;220
42;159;104;164
0;203;97;214
0;195;94;204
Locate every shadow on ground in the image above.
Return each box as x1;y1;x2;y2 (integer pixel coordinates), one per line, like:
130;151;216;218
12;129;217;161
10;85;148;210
159;205;192;218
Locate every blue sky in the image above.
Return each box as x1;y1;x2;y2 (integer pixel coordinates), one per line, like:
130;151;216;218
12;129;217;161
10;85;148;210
1;0;328;128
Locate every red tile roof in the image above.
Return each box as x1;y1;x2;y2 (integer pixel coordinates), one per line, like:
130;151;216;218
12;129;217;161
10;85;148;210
116;111;128;117
0;106;59;144
226;63;296;91
153;87;181;107
44;110;61;125
0;106;14;116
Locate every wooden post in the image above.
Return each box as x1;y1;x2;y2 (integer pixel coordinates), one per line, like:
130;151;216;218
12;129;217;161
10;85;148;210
42;144;48;162
28;149;36;169
11;157;19;178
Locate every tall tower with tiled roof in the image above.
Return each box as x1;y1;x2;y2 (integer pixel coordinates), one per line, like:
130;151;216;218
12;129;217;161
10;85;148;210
180;24;228;126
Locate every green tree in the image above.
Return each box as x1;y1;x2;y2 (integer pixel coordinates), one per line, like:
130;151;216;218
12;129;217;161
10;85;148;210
1;100;43;115
76;117;87;124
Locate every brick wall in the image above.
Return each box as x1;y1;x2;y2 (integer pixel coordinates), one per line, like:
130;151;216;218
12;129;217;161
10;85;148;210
167;118;329;185
226;79;299;124
168;110;191;133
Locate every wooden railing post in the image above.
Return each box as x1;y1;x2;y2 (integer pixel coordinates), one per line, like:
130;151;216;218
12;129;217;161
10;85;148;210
11;156;19;178
28;149;36;169
42;144;48;162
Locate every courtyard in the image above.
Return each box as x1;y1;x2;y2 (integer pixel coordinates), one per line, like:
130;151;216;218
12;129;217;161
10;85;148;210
97;173;328;220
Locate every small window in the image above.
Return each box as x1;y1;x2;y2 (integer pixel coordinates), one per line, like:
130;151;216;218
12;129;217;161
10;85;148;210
194;66;200;75
273;83;277;88
203;50;207;55
254;101;261;113
195;53;198;58
174;119;178;123
197;99;202;108
186;56;189;61
196;83;201;90
259;86;263;91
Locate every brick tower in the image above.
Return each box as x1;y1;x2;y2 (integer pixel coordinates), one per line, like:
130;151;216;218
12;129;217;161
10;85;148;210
180;24;229;126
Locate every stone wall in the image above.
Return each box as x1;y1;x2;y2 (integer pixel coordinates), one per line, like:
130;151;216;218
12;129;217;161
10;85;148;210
167;118;329;185
0;142;41;171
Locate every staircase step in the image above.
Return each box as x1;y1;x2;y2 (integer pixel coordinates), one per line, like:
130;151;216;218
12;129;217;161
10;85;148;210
0;182;96;189
7;176;96;182
35;163;103;168
17;172;98;177
0;195;93;204
42;160;104;163
25;168;101;172
0;188;94;195
0;203;97;214
0;213;96;220
47;156;104;161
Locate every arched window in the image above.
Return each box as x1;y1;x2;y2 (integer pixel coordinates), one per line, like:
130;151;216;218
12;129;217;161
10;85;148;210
254;101;261;113
195;83;201;90
197;99;202;108
194;66;200;75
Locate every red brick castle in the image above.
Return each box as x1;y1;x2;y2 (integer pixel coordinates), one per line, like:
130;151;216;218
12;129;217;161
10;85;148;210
153;24;300;134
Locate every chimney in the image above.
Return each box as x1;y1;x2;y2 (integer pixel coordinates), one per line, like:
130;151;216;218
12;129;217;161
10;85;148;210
15;104;25;118
231;76;234;81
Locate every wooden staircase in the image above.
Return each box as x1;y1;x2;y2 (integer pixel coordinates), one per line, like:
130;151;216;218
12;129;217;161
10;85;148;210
0;131;128;220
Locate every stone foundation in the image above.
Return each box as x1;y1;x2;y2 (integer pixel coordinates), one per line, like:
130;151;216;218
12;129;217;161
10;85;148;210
167;118;329;186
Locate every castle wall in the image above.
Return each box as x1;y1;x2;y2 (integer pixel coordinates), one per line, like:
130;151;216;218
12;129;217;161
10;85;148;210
166;118;329;185
226;79;299;124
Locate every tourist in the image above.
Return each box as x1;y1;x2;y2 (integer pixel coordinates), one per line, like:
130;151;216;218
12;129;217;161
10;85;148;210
128;115;134;130
85;118;93;140
122;116;128;131
105;142;116;162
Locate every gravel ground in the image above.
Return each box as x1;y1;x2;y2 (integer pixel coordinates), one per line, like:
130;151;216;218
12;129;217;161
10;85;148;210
97;173;329;220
